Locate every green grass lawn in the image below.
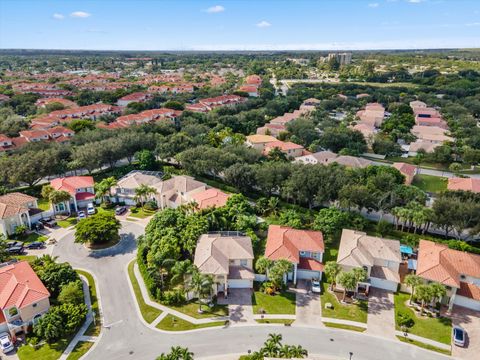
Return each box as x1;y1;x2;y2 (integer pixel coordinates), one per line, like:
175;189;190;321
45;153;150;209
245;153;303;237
17;232;48;243
76;270;101;336
156;314;226;331
323;322;367;332
127;260;163;323
394;292;452;345
15;255;38;263
397;336;451;356
66;341;94;360
252;290;296;315
128;208;156;219
57;217;78;228
320;283;368;323
17;337;71;360
170;301;228;319
37;198;51;211
255;319;295;325
412;174;448;193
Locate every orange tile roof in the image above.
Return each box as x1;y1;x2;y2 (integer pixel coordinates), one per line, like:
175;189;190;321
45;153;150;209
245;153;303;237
0;261;50;309
50;176;94;196
457;282;480;301
265;225;324;263
393;162;417;178
447;178;480;193
190;188;231;210
417;240;480;288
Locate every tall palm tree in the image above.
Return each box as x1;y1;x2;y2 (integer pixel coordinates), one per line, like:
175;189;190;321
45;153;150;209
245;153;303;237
95;176;117;203
405;274;422;305
267;197;280;216
324;261;341;291
289;345;308;358
170;260;195;288
135;184;158;209
187;268;214;313
49;190;73;215
429;282;446;307
337;271;357;302
415;284;434;314
254;256;272;275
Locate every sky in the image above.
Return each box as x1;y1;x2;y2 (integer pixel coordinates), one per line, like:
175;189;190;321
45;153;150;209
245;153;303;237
1;0;479;51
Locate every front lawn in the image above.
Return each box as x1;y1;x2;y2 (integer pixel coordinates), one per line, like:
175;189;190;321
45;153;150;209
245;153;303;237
320;283;368;323
66;341;94;360
37;198;51;211
252;290;296;315
412;174;447;193
156;314;225;331
323;322;366;332
17;337;71;360
57;217;78;228
76;270;101;336
18;232;48;243
170;301;228;319
397;336;451;356
394;292;452;345
128;207;156;219
127;260;163;323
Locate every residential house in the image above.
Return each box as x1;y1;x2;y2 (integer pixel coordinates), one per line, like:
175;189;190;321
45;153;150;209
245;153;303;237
35;98;78;109
111;171;163;205
194;233;254;296
154;175;207;209
406;140;441;156
356;103;385;127
447;178;480;194
416;240;480;311
294;150;337;165
256;123;286;137
0;94;10;104
337;229;401;292
265;225;325;284
244;75;262;86
0;193;40;238
410;125;454;144
393;162;418;185
352;123;376;145
0;261;50;337
185;95;246;113
331;155;372;169
50;176;95;213
117;92;152;106
190;189;231;210
238;85;259;97
245;134;277;151
263;140;305;159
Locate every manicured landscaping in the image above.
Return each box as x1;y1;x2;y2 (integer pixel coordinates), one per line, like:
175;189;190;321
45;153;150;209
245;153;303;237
57;217;78;228
394;292;452;345
412;174;447;193
252;290;296;315
76;270;101;337
156;314;226;331
320;283;368;323
323;322;366;332
170;301;228;319
255;319;294;325
85;237;120;250
127;260;163;323
19;232;48;243
15;255;38;263
17;337;71;360
128;208;156;219
37;198;51;211
66;341;94;360
396;336;451;356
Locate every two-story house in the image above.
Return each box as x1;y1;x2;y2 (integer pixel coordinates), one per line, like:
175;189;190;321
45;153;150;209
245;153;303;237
337;229;401;293
194;232;254;297
154;175;207;209
0;261;50;337
264;225;325;284
50;176;95;213
111;171;163;205
416;240;480;311
0;193;40;238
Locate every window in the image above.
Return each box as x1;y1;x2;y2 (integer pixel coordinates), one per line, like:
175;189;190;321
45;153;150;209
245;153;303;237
240;259;248;266
299;251;306;257
460;275;466;280
32;303;37;308
8;307;18;317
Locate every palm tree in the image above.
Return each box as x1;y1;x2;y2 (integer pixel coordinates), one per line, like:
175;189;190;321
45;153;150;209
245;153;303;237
188;268;214;313
156;346;193;360
429;282;446;307
324;261;341;291
49;190;73;215
95;176;117;203
267;333;282;346
289;345;308;358
404;274;422;305
261;341;280;358
170;260;195;288
415;284;434;314
255;256;272;275
336;271;357;302
352;267;367;295
267;197;280;216
134;184;158;209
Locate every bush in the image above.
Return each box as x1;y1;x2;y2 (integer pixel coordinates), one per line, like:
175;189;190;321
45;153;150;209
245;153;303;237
161;290;186;306
137;245;159;299
144;200;158;211
58;280;84;305
397;311;415;328
376;219;392;237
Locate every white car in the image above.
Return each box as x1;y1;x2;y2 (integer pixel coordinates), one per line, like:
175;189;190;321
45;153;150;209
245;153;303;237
311;280;321;293
78;211;86;219
86;203;96;215
0;332;14;353
453;326;466;347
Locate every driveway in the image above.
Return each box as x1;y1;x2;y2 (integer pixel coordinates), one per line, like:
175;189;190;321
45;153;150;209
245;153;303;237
50;222;448;360
451;306;480;360
218;288;254;324
367;288;396;339
295;280;322;326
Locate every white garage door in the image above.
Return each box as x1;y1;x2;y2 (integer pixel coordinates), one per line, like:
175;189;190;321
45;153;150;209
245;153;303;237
454;295;480;311
297;270;321;280
228;279;252;289
370;277;398;292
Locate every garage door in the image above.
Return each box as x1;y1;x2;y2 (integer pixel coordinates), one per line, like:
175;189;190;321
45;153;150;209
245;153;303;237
297;270;321;280
454;295;480;311
370;277;398;292
228;279;252;289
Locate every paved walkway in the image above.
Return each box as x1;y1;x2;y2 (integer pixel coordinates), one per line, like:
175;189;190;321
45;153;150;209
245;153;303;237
220;289;255;324
366;289;396;339
395;331;451;351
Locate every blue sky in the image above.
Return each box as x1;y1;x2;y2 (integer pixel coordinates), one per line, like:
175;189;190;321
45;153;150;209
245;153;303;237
1;0;479;50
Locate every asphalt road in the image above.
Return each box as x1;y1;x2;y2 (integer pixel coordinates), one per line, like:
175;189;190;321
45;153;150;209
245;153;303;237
52;221;449;360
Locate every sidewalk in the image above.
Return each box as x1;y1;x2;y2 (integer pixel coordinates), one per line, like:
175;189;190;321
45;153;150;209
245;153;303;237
394;331;451;351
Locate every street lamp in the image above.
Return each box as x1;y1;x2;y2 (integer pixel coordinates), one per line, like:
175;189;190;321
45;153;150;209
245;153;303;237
349;352;353;360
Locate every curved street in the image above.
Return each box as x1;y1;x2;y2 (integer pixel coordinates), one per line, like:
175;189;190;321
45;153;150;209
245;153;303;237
52;221;449;360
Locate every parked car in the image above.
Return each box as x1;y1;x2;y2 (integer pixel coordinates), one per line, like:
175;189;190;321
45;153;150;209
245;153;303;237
115;206;127;215
0;332;14;353
86;203;96;215
40;218;57;228
6;241;20;248
78;211;86;219
34;222;44;231
6;245;24;255
311;280;321;293
453;326;466;347
26;242;45;250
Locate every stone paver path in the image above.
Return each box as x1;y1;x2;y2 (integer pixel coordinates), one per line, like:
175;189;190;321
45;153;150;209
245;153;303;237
366;288;396;339
218;289;254;324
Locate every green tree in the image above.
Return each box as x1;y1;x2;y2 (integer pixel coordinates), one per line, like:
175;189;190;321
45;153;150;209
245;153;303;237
33;310;65;342
156;346;194;360
136;149;157;170
336;271;357;302
134;184;158;208
58;280;84;305
255;256;272;275
187;268;214;313
429;282;446;306
324;261;341;290
415;284;434;314
74;212;121;245
404;274;423;305
94;176;117;203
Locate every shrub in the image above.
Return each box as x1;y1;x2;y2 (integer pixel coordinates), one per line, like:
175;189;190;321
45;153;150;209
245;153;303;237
144;200;158;212
58;280;84;305
376;219;392;237
161;290;186;306
397;311;414;328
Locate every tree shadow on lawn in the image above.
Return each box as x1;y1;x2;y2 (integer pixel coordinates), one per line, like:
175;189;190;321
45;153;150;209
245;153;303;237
87;232;137;259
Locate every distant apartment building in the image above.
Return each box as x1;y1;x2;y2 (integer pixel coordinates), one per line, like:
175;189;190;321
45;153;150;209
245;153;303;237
327;52;352;65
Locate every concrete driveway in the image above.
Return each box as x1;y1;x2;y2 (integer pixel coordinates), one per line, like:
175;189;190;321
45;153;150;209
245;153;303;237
219;288;254;324
451;306;480;360
295;280;322;326
367;288;396;339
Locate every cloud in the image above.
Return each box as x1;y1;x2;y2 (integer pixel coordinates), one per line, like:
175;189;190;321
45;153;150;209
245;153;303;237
368;3;380;8
466;22;480;27
407;0;425;3
53;13;64;20
70;11;91;18
256;20;272;28
206;5;225;13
